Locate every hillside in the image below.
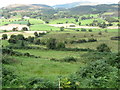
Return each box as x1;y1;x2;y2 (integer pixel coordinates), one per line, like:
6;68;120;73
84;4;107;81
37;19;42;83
67;4;118;15
1;4;55;15
53;1;97;9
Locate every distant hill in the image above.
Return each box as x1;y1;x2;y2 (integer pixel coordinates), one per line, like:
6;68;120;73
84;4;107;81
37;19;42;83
1;4;56;16
53;1;98;9
68;4;118;15
4;4;53;10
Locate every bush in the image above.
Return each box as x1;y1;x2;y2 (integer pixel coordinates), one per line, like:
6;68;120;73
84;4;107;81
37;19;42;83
34;32;39;37
63;57;77;62
81;28;86;32
57;42;65;49
47;38;57;49
97;43;111;52
2;34;8;40
60;27;64;31
88;29;92;32
88;38;97;42
76;59;118;88
2;66;22;87
26;77;58;88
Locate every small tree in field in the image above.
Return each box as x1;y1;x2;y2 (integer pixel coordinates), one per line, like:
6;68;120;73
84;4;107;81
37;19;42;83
2;34;8;40
60;27;64;31
47;38;57;49
97;43;111;52
34;32;39;37
79;22;81;26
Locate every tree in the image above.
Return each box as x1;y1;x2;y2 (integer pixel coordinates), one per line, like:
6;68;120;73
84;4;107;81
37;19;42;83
88;29;92;32
60;27;64;31
10;35;16;39
97;43;111;52
78;22;81;26
27;21;31;26
2;34;8;40
75;18;79;22
34;32;39;37
47;38;56;49
16;34;25;40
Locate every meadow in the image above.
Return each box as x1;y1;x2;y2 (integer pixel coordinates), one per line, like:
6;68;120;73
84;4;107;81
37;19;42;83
1;14;119;88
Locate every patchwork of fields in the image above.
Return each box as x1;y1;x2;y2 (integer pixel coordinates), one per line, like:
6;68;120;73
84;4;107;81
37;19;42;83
1;13;119;88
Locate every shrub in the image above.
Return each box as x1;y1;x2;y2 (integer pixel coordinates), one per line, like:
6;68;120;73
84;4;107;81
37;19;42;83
46;38;57;49
81;28;86;32
57;42;65;49
60;27;64;31
8;38;17;44
88;29;92;32
97;43;111;52
88;38;97;42
98;31;102;35
2;34;8;40
26;78;57;88
76;59;118;88
34;32;39;37
63;57;77;62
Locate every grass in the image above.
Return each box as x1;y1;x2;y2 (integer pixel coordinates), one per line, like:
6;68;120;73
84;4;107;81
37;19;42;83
80;18;106;25
10;21;28;25
49;18;77;24
28;18;44;24
41;31;118;52
14;49;85;59
30;24;60;31
5;52;84;81
0;18;44;26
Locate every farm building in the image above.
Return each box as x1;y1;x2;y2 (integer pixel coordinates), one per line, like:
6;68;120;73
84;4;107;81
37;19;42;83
0;24;30;31
22;16;30;19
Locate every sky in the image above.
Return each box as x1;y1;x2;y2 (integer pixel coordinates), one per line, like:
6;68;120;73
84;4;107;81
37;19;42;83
0;0;119;8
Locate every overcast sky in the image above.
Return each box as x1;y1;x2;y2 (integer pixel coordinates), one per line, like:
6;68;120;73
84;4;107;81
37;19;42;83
0;0;119;8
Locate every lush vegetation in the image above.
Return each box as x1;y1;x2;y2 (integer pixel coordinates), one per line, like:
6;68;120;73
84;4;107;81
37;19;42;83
1;3;119;89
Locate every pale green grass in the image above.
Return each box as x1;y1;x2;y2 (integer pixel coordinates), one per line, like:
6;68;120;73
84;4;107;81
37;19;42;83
30;24;60;31
14;49;84;59
80;18;106;25
28;18;44;24
49;18;76;24
5;55;84;81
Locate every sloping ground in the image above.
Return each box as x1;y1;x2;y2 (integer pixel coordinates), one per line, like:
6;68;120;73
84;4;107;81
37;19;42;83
49;24;118;29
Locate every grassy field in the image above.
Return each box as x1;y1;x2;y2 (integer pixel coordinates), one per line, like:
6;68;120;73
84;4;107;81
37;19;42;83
30;24;60;31
49;18;77;24
5;50;85;81
80;18;106;25
40;31;118;52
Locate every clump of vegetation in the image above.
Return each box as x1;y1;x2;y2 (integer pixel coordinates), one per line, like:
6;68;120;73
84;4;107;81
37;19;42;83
97;43;111;52
2;34;8;40
46;38;57;49
62;57;77;62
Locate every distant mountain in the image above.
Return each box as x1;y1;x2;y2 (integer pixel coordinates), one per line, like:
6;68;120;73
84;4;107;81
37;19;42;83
1;4;56;16
4;4;53;10
68;4;118;15
53;1;98;9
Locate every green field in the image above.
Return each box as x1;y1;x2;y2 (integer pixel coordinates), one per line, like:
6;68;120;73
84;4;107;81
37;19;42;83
49;18;77;24
30;24;60;31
